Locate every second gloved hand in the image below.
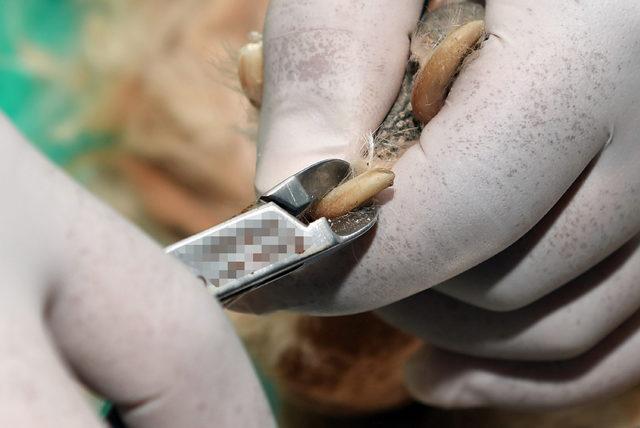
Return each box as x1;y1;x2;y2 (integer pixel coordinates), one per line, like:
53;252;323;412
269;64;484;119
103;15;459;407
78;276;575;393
239;0;640;410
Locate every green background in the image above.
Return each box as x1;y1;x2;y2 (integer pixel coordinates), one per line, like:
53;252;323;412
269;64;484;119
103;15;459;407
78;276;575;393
0;0;104;165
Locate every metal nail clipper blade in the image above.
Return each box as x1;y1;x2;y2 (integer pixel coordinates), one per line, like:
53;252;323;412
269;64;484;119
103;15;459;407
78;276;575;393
165;159;379;306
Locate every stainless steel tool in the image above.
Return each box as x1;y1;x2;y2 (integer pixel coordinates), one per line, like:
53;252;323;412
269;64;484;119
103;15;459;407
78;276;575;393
165;159;378;306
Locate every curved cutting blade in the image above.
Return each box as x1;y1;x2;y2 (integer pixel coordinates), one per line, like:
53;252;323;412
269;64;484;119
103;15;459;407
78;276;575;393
259;159;351;216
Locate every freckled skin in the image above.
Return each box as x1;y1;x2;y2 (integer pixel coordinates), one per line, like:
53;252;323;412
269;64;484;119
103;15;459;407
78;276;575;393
244;0;640;410
255;0;424;191
382;236;640;362
0;116;274;427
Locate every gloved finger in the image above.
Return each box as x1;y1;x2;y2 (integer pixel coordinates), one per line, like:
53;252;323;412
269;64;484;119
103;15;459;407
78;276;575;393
47;191;273;427
435;117;640;310
233;0;615;314
3;120;273;427
405;307;640;409
379;234;640;361
0;290;102;427
255;0;423;192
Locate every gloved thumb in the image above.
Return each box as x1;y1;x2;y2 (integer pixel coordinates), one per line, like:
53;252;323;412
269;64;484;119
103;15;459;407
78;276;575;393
254;0;424;193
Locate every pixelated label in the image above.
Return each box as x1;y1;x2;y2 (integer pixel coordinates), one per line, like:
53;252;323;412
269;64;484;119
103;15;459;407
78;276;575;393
169;210;313;288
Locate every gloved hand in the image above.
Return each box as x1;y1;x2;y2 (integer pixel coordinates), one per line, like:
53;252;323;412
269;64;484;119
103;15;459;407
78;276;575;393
0;114;273;427
241;0;640;409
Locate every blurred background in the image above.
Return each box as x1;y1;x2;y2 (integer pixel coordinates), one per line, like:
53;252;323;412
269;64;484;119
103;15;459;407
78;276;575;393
1;0;264;243
2;1;640;426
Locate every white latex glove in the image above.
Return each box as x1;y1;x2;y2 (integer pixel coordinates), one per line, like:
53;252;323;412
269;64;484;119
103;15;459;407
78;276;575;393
0;114;274;427
240;0;640;409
